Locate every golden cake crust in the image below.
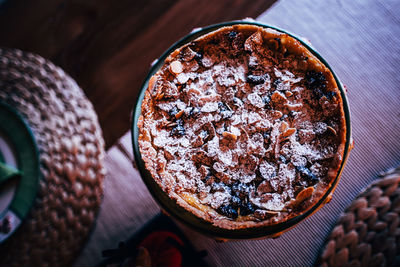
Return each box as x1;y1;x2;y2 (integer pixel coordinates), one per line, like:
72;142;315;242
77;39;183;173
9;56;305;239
138;24;346;230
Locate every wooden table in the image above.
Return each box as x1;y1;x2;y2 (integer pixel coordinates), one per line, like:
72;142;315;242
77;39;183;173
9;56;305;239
0;0;275;148
75;0;400;266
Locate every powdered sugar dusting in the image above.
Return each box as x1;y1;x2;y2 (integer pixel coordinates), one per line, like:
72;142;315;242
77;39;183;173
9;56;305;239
247;93;264;108
140;25;344;222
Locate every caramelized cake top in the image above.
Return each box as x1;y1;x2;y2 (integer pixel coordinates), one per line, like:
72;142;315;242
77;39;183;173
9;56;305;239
138;24;346;229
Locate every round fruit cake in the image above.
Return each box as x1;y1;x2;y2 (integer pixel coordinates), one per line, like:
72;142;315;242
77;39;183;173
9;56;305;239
138;24;347;230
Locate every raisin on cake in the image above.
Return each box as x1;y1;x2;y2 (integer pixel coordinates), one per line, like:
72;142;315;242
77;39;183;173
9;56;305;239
138;24;347;230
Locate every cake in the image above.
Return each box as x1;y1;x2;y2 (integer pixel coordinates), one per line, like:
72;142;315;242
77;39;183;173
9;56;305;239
138;24;347;230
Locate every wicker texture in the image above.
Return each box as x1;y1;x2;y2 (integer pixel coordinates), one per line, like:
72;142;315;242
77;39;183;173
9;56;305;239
0;48;105;266
319;166;400;267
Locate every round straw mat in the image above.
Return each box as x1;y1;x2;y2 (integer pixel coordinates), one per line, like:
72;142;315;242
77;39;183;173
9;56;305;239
319;166;400;267
0;48;105;266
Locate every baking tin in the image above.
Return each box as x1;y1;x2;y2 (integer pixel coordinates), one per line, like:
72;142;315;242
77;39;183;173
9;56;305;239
132;21;352;240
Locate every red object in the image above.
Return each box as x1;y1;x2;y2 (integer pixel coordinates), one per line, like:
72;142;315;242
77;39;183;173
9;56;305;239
139;231;184;267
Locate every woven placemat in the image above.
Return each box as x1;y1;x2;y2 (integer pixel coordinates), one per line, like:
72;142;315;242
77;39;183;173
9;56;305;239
0;48;106;266
318;166;400;267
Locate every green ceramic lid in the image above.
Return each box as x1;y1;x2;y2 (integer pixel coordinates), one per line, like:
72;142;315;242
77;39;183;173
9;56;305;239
132;21;352;239
0;162;21;184
0;102;40;243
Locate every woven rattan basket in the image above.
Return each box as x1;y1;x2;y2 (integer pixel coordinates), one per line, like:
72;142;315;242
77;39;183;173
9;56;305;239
0;48;106;266
319;166;400;267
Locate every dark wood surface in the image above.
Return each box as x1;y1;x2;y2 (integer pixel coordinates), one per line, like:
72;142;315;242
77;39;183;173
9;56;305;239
0;0;276;148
